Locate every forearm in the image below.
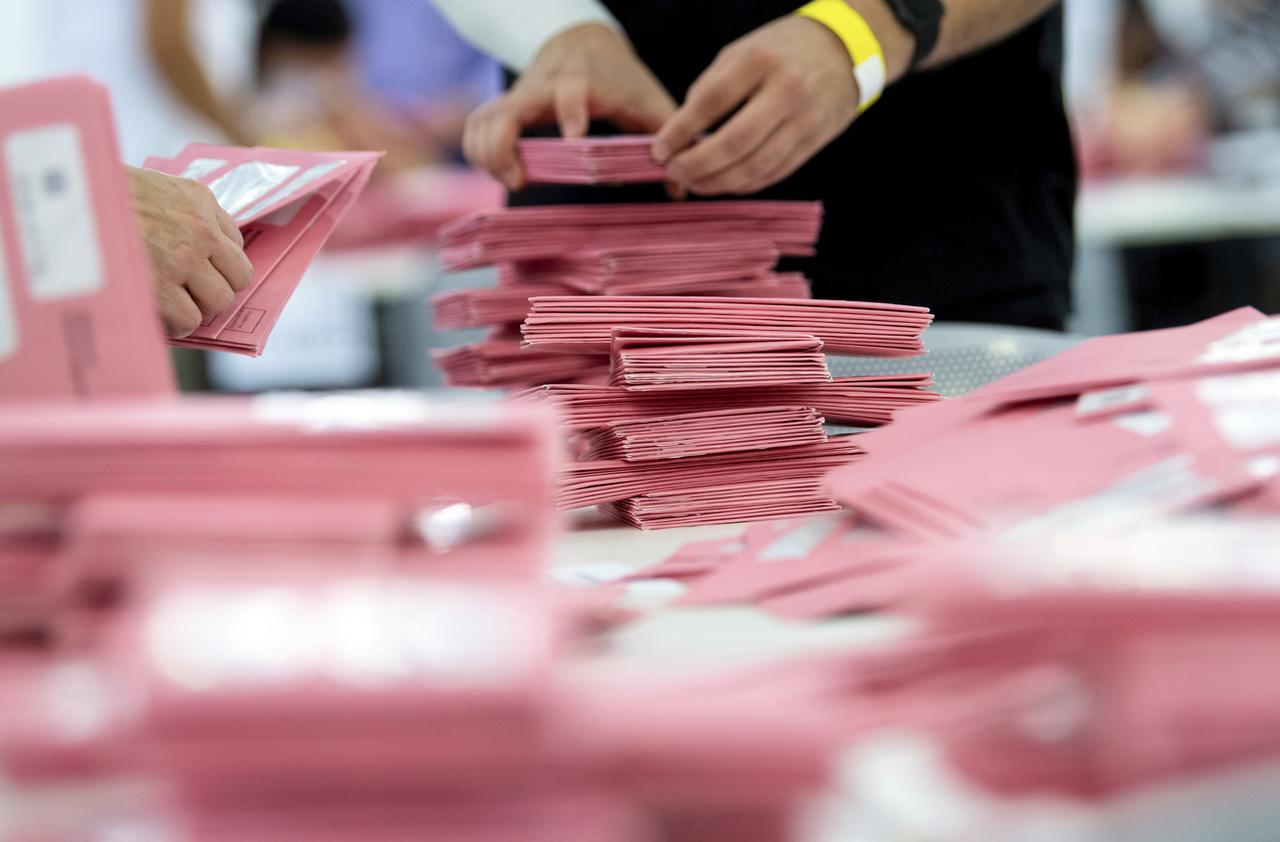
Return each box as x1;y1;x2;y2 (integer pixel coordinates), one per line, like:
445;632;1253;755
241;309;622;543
145;0;251;145
430;0;622;71
846;0;1060;83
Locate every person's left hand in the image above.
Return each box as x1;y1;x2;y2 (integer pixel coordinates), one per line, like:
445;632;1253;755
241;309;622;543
653;15;861;196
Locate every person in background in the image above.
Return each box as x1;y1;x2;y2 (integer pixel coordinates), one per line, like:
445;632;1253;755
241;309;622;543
433;0;1077;329
251;0;446;176
345;0;501;162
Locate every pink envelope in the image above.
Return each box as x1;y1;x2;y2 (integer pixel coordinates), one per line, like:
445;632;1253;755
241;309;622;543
148;145;382;356
973;307;1270;406
607;328;831;391
0;76;174;400
520;136;667;185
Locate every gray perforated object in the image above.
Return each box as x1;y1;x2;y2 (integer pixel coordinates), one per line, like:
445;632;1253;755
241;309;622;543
827;322;1086;399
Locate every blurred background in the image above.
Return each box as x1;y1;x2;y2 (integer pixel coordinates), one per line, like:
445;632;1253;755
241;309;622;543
0;0;1276;393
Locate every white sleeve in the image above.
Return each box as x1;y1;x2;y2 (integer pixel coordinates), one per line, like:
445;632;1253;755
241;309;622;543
431;0;623;72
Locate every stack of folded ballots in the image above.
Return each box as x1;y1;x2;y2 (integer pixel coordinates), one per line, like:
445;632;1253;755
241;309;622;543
430;195;825;390
519;135;668;185
518;298;936;528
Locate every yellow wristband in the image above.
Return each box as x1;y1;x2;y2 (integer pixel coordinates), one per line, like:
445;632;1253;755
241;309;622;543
795;0;886;113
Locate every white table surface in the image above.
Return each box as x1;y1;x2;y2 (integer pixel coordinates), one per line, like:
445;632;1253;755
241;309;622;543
1077;175;1280;248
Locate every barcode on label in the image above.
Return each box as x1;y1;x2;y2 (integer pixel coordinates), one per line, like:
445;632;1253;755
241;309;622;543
5;124;104;301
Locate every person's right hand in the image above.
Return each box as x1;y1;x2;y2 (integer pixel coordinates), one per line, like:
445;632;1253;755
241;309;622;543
126;166;254;338
463;23;676;190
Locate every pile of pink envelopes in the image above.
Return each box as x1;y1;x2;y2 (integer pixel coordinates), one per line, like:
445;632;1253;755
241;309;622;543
438;201;823;269
522;296;931;357
0;76;175;401
431;198;825;389
0;390;840;842
518;300;936;528
520;375;940;430
430;137;936;527
432;336;609;388
500;240;784;294
0;560;838;841
638;306;1280;615
144;144;381;355
568;308;1280;804
519;135;669;185
435;274;811;333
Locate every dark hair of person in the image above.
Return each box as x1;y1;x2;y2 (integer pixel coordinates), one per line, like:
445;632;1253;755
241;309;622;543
256;0;353;80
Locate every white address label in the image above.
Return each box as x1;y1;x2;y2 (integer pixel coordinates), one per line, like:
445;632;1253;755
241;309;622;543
5;124;103;301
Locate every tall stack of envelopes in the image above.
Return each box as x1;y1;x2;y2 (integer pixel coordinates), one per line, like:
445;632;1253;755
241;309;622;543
521;300;937;528
431;137;823;389
433;136;939;527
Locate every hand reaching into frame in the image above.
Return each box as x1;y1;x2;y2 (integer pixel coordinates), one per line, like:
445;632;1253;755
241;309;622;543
653;15;866;196
126;165;253;338
463;23;677;190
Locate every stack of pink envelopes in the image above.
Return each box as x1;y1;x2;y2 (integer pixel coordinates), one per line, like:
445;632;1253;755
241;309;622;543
431;138;934;528
0;561;840;841
439;201;823;269
608;329;832;390
500;241;783;294
522;296;932;356
433;337;609;389
144;144;381;356
432;198;823;389
519;135;668;185
580;407;829;462
434;275;809;332
514;299;935;528
519;375;940;430
0;393;558;509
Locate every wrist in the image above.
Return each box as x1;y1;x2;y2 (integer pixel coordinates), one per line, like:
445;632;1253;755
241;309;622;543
843;0;913;84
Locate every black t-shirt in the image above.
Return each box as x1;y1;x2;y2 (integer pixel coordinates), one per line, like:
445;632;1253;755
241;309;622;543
511;2;1077;329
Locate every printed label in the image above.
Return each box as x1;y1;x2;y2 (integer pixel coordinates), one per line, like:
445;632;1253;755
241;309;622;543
0;228;16;360
6;124;103;300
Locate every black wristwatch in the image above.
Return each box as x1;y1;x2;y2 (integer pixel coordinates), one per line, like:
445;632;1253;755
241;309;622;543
882;0;945;70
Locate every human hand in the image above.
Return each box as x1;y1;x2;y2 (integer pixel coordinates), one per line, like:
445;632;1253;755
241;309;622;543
463;23;676;190
653;15;866;196
126;166;254;338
